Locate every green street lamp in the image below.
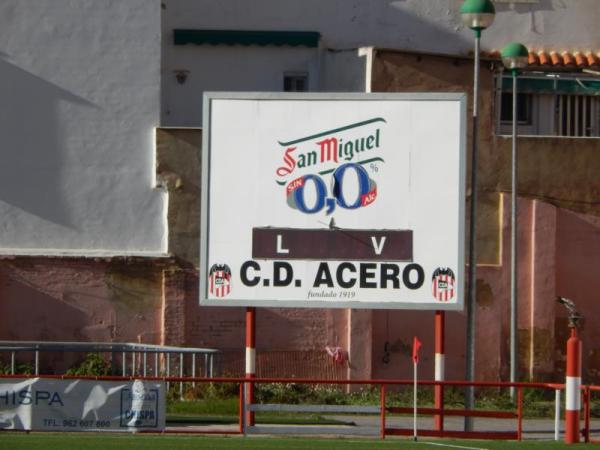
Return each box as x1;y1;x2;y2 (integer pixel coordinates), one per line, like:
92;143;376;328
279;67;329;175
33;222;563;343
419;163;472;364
501;41;528;400
501;42;529;71
460;0;496;35
460;0;495;432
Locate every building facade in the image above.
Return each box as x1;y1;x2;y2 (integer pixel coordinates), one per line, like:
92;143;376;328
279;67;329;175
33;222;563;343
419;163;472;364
1;0;599;382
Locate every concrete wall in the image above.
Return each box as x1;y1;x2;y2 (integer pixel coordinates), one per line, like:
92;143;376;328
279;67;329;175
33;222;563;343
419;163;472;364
156;129;202;266
486;0;600;51
0;0;166;255
3;0;600;383
152;48;600;382
154;128;350;378
556;210;600;382
2;114;598;382
162;0;600;55
161;0;600;126
0;256;167;371
120;45;600;384
372;49;501;264
162;44;324;126
161;43;372;125
371;48;600;381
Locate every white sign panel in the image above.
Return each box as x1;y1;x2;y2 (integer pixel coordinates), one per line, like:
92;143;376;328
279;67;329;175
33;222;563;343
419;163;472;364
201;93;466;310
0;378;165;432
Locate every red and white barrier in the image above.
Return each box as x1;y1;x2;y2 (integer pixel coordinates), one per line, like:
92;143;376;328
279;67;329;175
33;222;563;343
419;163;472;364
565;328;582;444
434;311;445;431
245;307;256;426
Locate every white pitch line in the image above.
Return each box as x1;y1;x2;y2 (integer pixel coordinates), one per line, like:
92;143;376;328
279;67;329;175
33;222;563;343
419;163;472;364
416;441;489;450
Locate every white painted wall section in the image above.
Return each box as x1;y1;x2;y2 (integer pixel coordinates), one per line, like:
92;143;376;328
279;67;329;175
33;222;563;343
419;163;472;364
0;0;166;255
163;0;600;53
162;0;600;127
163;45;321;127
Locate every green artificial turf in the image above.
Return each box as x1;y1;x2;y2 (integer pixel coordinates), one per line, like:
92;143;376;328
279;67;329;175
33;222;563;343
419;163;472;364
1;433;599;450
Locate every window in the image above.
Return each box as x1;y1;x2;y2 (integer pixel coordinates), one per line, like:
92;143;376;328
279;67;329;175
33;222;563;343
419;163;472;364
284;72;308;92
496;74;600;137
555;94;599;137
500;92;532;125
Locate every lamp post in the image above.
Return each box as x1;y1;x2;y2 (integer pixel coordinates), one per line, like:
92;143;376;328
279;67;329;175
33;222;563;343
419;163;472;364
501;42;529;399
460;0;495;431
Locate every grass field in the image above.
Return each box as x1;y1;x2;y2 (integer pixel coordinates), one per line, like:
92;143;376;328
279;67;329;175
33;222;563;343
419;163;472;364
1;433;599;450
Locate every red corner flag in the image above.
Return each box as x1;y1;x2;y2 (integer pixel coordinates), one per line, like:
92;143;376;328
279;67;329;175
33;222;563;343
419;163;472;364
412;336;422;364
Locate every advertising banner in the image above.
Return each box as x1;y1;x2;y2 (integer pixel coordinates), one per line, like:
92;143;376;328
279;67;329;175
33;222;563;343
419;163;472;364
201;93;466;310
0;378;165;432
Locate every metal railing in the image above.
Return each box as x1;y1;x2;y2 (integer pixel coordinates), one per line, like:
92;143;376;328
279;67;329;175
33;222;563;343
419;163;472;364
0;341;219;399
3;373;598;441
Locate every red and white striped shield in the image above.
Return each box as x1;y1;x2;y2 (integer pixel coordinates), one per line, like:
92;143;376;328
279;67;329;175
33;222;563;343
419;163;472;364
432;267;455;302
209;264;232;298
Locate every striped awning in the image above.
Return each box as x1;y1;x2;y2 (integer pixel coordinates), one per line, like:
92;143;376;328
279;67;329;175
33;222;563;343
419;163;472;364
500;76;600;95
174;29;320;48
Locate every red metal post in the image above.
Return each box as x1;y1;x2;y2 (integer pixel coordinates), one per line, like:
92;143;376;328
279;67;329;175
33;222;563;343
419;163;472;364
584;387;590;443
238;382;244;434
565;328;582;444
517;386;523;441
245;307;256;426
380;384;386;439
434;310;445;431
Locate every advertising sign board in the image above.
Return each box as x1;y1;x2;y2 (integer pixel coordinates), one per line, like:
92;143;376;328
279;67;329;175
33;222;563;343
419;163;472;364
0;378;165;432
200;93;466;310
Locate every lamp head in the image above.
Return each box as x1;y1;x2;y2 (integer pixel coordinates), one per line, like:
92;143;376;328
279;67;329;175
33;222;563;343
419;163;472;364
501;42;529;72
460;0;496;32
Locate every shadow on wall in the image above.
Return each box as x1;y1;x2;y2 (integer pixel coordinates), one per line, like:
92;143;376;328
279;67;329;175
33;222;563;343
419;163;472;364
0;264;119;373
494;0;555;35
493;0;555;14
0;56;96;229
0;267;88;341
381;1;471;51
161;1;474;125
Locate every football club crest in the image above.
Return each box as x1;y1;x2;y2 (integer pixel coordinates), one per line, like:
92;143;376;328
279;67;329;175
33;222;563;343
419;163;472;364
209;264;231;298
432;267;455;301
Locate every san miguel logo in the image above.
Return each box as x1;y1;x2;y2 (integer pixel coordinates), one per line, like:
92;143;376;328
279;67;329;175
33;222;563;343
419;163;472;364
432;267;456;302
275;118;386;215
209;264;231;298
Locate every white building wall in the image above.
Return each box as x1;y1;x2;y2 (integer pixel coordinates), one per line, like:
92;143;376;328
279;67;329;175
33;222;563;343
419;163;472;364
164;0;600;53
162;43;370;126
487;0;600;51
320;49;370;93
162;0;471;53
0;0;166;255
2;1;594;252
163;45;322;127
162;0;600;126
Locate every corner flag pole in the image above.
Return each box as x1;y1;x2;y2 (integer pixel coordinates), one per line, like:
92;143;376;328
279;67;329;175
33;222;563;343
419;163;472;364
412;336;422;441
414;359;418;440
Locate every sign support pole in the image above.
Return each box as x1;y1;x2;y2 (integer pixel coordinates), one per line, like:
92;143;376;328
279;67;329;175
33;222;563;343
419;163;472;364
245;307;256;426
434;310;445;432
